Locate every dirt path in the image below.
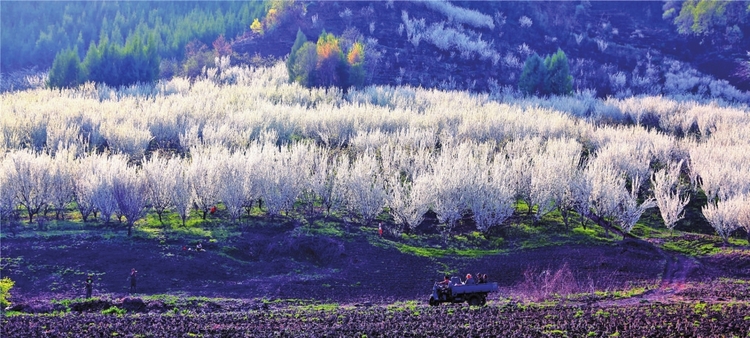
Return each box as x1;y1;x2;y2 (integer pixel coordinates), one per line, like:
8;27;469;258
597;243;699;307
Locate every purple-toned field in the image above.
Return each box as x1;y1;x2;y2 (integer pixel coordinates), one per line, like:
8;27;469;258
3;300;750;337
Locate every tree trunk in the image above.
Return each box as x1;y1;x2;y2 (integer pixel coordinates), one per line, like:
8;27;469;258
580;213;586;229
157;211;164;225
560;207;569;228
127;223;132;237
202;210;207;220
586;213;631;238
746;230;750;247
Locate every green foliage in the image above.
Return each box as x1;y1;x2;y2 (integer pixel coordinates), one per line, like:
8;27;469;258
287;29;308;82
673;0;727;35
101;306;126;316
668;0;748;38
315;32;347;88
0;277;14;309
346;42;366;88
53;32;160;88
46;48;84;89
544;49;573;96
518;53;546;96
287;30;370;89
291;42;318;87
2;1;265;72
182;40;215;80
519;50;572;96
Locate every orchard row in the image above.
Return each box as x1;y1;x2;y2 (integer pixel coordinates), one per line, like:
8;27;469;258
1;63;749;239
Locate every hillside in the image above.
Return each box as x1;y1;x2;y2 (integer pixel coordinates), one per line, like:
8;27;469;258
1;2;750;336
232;1;750;98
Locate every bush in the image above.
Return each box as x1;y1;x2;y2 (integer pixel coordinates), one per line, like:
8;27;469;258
0;277;14;309
101;306;126;316
516;263;578;301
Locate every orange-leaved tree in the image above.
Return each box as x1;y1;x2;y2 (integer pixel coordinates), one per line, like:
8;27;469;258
316;32;346;87
347;42;365;88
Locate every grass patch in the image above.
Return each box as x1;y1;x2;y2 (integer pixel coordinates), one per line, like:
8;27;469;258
296;302;340;312
101;306;126;315
387;300;419;312
306;220;345;237
661;235;748;256
391;242;502;258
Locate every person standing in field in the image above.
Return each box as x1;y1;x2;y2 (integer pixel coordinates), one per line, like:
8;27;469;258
84;275;93;298
129;268;137;293
378;222;383;237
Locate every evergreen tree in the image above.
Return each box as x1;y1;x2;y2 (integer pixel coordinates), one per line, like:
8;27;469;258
292;42;318;87
287;29;307;82
82;40;106;84
518;53;546;96
544;49;573;96
47;47;84;89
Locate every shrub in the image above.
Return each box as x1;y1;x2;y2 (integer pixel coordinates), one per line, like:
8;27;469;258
0;277;14;309
516;263;578;301
250;18;264;35
101;306;126;315
421;0;495;29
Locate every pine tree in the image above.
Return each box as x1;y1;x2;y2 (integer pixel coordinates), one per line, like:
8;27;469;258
544;49;573;96
287;29;307;82
518;53;546;96
291;42;318;87
47;48;84;89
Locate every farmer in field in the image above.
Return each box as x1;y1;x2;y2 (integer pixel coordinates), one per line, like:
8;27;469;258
437;275;451;300
129;268;137;293
465;273;475;285
438;275;451;286
84;275;93;298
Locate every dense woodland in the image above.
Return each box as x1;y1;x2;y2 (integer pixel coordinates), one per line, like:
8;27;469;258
2;1;750;99
1;1;263;72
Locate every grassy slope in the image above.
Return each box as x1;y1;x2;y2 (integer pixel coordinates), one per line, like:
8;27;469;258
1;200;748;307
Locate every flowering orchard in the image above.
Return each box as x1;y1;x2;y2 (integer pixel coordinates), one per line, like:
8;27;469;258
1;63;749;240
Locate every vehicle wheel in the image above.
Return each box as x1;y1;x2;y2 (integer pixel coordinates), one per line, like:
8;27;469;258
429;296;438;306
468;296;481;306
